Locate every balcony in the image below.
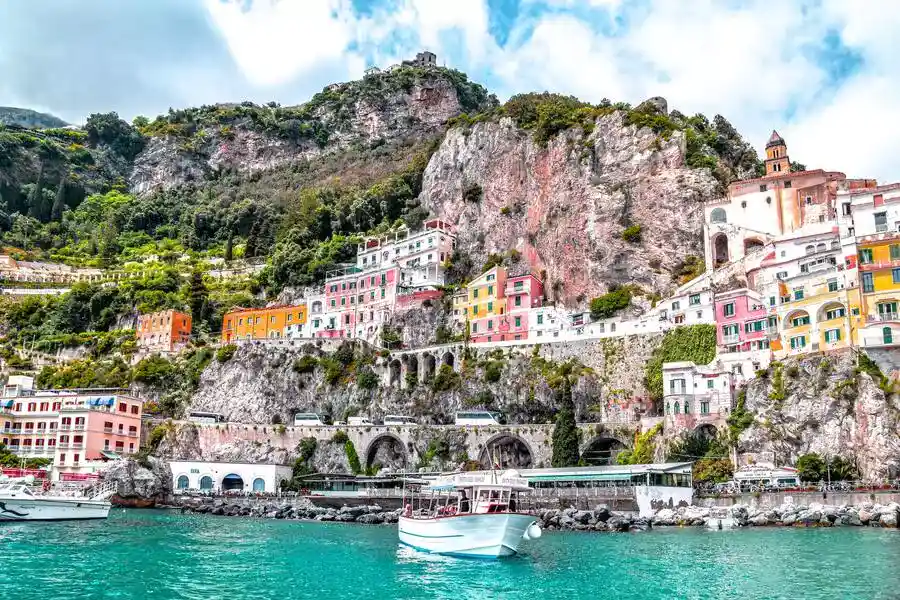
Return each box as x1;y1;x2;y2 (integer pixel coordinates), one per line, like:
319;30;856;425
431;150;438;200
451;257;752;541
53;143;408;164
869;312;899;323
127;431;138;437
73;425;86;431
103;427;113;433
858;258;900;272
722;333;740;344
58;424;71;431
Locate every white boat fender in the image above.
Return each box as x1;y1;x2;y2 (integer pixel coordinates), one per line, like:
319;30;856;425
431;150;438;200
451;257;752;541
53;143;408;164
525;523;542;540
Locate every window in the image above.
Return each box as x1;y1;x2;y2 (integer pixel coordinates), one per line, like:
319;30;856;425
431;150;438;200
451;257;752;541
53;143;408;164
255;317;261;324
893;268;900;284
828;279;838;292
486;274;495;282
689;294;700;306
514;296;522;307
341;297;346;306
710;208;727;223
859;248;874;264
488;285;494;295
472;306;478;316
287;314;293;322
270;315;275;323
118;402;127;412
884;327;894;345
177;475;189;489
790;335;806;350
487;320;493;329
878;302;898;318
891;245;900;261
473;289;479;299
791;314;810;327
825;307;846;320
514;316;521;327
862;272;875;293
769;296;776;307
723;302;735;317
759;184;767;192
673;402;680;415
824;329;841;343
875;212;888;232
784;180;792;189
472;323;477;333
793;288;804;301
777;271;788;280
487;301;494;312
537;314;543;325
701;401;710;414
59;454;66;464
672;301;681;310
670;378;686;394
73;453;80;464
683;400;690;414
330;299;336;308
707;379;714;389
744;320;765;333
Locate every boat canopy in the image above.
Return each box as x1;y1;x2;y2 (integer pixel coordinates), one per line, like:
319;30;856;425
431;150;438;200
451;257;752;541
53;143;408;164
425;470;531;493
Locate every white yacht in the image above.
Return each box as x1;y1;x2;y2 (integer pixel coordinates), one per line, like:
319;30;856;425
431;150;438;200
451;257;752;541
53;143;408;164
0;478;115;521
398;469;542;558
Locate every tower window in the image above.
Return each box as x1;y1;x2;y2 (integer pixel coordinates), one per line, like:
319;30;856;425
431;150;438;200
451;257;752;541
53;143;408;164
759;184;768;192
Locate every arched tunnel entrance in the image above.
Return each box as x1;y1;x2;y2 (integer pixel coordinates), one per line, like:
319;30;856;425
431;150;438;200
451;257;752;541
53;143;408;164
365;434;408;473
422;353;436;381
478;434;533;469
581;437;627;466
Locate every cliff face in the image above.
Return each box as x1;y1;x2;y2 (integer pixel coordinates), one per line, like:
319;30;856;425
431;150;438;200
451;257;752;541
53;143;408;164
419;112;717;306
130;70;491;195
739;351;900;479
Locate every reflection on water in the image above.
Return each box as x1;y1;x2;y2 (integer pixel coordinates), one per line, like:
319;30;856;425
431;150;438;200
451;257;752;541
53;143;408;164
0;510;899;600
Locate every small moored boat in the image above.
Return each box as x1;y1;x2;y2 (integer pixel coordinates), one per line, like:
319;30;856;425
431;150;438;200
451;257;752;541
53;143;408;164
706;507;735;529
398;469;542;558
0;478;115;521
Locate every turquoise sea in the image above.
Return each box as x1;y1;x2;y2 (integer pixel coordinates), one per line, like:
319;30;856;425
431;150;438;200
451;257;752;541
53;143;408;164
2;509;899;599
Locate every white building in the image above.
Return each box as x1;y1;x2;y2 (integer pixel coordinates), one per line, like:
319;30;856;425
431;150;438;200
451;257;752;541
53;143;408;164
528;305;569;341
169;460;292;494
662;361;734;434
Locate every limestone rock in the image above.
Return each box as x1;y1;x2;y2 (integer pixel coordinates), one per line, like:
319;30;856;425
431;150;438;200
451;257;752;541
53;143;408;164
103;456;172;505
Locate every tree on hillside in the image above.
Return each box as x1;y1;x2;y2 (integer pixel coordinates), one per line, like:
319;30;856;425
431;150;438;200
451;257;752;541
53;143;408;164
551;379;580;467
188;270;209;329
224;233;234;262
51;179;67;221
27;163;45;221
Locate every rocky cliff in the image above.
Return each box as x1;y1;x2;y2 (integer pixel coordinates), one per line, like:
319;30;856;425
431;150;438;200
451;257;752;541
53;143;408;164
738;351;900;479
419;111;717;305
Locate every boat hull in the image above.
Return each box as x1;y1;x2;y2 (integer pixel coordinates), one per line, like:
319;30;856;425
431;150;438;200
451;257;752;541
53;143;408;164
0;497;111;521
398;513;536;558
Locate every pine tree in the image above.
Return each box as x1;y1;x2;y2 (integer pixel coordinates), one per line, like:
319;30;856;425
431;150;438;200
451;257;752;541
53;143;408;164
188;270;209;327
27;163;44;221
224;233;233;262
245;220;260;258
51;179;67;221
551;379;580;467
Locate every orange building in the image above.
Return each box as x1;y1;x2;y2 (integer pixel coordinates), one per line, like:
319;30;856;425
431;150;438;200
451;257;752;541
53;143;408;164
137;309;192;352
221;304;307;342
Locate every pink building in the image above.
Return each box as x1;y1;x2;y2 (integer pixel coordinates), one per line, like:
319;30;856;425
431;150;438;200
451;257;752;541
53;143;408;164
0;376;143;481
714;288;771;353
467;269;545;343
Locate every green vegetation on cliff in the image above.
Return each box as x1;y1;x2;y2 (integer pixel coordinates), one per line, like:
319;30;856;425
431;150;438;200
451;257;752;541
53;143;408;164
644;325;717;402
550;380;580;467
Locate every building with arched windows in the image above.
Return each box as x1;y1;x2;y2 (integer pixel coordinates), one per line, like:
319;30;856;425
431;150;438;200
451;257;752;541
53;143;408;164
169;460;292;494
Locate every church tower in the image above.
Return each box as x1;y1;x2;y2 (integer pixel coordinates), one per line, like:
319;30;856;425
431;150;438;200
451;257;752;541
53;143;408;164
765;130;790;176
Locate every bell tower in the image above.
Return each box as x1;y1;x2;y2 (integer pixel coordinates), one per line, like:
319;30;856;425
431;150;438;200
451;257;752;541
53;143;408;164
765;130;790;176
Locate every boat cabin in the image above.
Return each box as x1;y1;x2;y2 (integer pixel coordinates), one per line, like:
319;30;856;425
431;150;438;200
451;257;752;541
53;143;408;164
404;470;531;518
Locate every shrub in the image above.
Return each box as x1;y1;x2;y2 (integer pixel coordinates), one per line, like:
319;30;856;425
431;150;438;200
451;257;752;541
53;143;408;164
500;206;511;216
357;366;379;390
589;286;632;320
463;183;483;202
484;360;503;383
333;342;355;366
132;355;175;387
320;357;344;385
216;344;237;363
551;380;580;467
331;430;349;444
345;440;362;474
621;224;642;243
432;364;460;392
617;423;662;465
796;453;825;482
293;355;318;374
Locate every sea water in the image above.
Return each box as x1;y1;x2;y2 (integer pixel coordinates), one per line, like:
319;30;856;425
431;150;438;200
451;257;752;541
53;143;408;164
1;509;898;599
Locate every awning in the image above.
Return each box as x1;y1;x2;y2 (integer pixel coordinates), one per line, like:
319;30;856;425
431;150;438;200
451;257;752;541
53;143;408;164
100;450;122;460
0;400;13;409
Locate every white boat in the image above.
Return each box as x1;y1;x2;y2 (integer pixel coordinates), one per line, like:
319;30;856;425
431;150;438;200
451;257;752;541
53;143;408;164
398;469;542;558
0;478;114;521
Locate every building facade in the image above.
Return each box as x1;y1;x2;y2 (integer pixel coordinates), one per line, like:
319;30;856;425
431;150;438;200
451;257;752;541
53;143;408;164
662;361;734;433
222;305;308;343
137;309;192;353
169;460;292;493
0;376;143;481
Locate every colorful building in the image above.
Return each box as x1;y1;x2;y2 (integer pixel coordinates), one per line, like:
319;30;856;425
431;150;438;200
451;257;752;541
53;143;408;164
841;183;900;348
137;309;192;353
714;288;771;354
221;304;307;342
0;376;144;481
662;361;734;434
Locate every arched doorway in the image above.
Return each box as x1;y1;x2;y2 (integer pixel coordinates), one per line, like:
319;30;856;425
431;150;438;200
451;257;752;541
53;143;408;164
441;351;455;368
222;474;244;491
744;238;764;254
252;478;265;492
581;437;627;466
478;434;533;469
406;355;419;386
422;353;436;381
176;475;189;490
365;434;408;472
694;424;718;441
388;359;401;387
712;234;729;268
199;476;213;491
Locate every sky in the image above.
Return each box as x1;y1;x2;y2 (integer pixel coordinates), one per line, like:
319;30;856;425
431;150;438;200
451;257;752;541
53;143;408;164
1;0;898;181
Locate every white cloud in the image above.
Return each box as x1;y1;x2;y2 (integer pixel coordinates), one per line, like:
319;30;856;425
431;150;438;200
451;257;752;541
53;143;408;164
203;0;359;87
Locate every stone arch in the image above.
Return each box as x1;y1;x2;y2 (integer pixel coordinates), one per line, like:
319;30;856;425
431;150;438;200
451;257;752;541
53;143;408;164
581;436;627;466
694;423;718;441
422;352;436;381
784;309;811;329
817;301;846;322
388;359;401;387
406;355;419;385
364;433;408;471
441;351;455;368
710;207;727;224
311;300;323;313
712;233;729;268
744;237;765;254
252;478;265;492
176;475;189;490
478;433;534;469
199;476;213;491
221;473;244;491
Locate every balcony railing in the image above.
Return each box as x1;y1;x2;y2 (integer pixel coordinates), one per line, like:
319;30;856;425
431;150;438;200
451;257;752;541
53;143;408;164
722;333;740;344
58;424;71;431
103;427;113;433
869;312;899;323
128;431;138;437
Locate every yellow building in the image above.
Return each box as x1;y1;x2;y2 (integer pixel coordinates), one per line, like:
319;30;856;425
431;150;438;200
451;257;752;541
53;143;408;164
771;273;855;358
857;234;900;347
221;304;307;342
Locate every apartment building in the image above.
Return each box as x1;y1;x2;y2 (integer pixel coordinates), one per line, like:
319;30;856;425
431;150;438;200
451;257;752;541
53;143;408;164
221;305;307;343
137;309;192;353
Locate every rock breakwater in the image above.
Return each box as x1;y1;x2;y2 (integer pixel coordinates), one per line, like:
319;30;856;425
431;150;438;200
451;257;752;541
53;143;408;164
180;498;400;524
